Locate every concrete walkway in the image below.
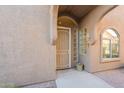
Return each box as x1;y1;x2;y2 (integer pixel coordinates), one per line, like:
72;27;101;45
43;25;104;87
95;68;124;88
56;69;112;88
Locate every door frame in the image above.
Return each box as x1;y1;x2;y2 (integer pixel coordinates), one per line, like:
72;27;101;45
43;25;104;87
57;26;71;68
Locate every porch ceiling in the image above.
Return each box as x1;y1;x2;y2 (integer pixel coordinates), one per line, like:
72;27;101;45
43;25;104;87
58;5;98;23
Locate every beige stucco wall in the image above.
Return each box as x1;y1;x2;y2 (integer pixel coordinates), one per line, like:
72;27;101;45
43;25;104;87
80;5;124;72
0;6;56;87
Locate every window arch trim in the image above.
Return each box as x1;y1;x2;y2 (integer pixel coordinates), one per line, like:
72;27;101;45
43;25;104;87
100;28;120;62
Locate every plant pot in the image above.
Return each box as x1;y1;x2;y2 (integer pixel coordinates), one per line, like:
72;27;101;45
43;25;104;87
76;63;84;71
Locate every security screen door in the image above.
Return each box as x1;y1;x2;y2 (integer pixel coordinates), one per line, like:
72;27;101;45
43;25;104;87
56;27;71;69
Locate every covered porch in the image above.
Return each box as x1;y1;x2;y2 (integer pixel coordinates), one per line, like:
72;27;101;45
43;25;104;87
52;5;119;72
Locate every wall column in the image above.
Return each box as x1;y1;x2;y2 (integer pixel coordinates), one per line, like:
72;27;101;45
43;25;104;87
50;5;59;45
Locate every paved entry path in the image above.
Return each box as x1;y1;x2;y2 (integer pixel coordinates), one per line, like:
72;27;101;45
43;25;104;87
56;69;112;88
95;68;124;88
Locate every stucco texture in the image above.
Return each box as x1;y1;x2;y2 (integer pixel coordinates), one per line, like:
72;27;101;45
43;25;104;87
0;6;56;87
80;5;124;72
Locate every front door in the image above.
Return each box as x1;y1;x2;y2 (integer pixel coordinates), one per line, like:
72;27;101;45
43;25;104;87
56;26;71;70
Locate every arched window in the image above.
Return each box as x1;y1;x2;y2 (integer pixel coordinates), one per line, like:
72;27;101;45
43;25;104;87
101;28;119;61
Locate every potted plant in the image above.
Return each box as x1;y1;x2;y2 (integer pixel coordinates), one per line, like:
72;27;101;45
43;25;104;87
76;63;84;71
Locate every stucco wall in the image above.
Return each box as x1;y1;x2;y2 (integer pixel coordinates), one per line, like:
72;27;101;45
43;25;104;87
0;6;56;87
80;5;124;72
91;6;124;72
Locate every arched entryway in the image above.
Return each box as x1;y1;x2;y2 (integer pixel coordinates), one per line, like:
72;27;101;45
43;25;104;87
50;5;99;70
56;5;98;70
56;16;78;69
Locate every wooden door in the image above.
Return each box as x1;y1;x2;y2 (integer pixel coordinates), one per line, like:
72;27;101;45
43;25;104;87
56;27;71;69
